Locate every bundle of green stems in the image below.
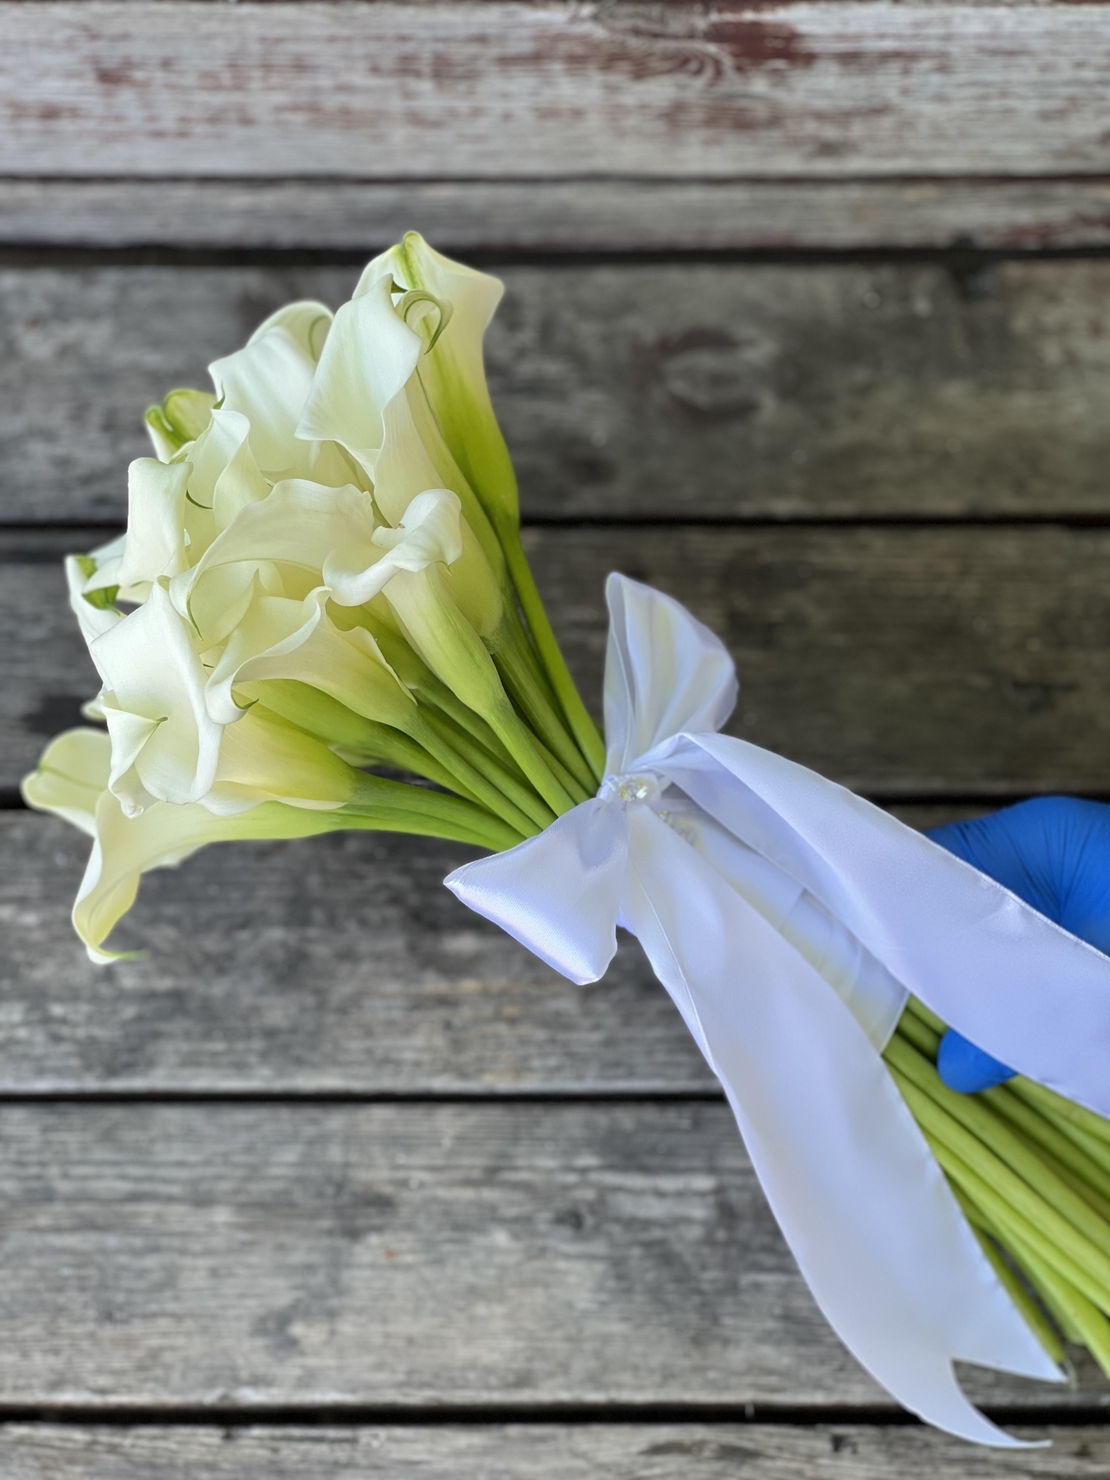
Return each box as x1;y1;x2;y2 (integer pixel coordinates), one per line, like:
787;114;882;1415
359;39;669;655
886;998;1110;1375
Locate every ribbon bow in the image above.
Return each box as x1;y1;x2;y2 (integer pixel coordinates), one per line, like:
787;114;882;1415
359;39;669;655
447;574;1110;1444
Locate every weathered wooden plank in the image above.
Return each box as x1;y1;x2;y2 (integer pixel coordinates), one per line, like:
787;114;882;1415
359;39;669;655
7;260;1110;524
2;1423;1109;1477
5;3;1110;179
7;178;1110;252
8;525;1110;796
0;812;712;1093
0;1102;1100;1409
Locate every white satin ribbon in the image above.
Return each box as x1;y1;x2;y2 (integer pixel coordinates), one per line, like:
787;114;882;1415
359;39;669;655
447;574;1110;1444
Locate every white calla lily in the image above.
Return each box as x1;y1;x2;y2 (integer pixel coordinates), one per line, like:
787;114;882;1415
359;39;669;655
92;581;224;814
66;549;122;648
209;301;333;477
363;233;517;533
180;406;269;535
113;458;192;596
174;478;376;646
204;584;415;733
24;713;518;962
296;275;421;479
297;273;504;584
145;387;217;460
28;232;605;957
21;727;111;837
21;722;356;964
325;487;459;604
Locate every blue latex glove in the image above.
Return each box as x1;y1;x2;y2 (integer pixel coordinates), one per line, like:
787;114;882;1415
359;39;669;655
926;797;1110;1093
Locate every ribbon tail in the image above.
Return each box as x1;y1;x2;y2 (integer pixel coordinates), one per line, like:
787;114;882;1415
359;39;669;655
444;798;627;986
621;805;1059;1445
658;732;1110;1120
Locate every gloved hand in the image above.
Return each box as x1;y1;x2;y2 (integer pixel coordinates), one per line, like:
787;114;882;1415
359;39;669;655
926;797;1110;1093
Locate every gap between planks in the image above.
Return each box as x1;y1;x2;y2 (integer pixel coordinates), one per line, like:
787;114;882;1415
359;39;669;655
1;1421;1110;1480
4;178;1110;254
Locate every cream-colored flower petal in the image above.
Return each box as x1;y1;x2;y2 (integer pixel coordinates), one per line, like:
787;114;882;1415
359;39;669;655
65;554;122;658
326;487;461;606
205;585;414;732
209;305;331;476
296;275;422;476
202;703;356;815
91;581;224;811
367;234;518;530
100;700;162;816
114;458;191;592
145;388;217;460
182;406;270;538
78;531;128;597
440;521;503;640
247;300;332;356
21;727;111;837
177;478;377;646
73;786;354;963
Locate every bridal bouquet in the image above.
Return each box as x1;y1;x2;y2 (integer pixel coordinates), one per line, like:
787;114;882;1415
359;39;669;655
25;234;1110;1446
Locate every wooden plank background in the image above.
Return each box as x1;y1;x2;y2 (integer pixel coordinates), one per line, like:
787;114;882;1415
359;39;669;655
5;0;1110;1472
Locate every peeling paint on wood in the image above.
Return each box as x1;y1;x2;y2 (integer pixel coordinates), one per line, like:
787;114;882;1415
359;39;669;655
4;3;1110;178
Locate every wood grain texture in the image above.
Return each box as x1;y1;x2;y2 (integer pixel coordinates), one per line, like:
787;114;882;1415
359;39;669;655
0;808;992;1095
8;178;1110;252
0;1101;1100;1410
7;260;1110;524
8;525;1110;795
6;3;1110;179
0;812;710;1094
3;1423;1110;1477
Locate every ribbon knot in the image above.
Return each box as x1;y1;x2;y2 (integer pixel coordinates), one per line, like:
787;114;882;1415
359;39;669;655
446;572;1110;1446
598;771;663;806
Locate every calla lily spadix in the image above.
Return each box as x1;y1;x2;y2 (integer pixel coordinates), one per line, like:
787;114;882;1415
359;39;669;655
25;233;1110;1445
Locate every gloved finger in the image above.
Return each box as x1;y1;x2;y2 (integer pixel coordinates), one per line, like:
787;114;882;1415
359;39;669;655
936;1029;1015;1094
927;798;1110;1093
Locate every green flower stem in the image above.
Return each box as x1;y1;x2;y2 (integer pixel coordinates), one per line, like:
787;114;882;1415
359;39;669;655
421;681;525;777
893;1012;940;1059
483;691;576;819
402;711;546;838
343;771;525;852
985;1086;1110;1211
885;1035;1110;1262
891;1072;1110;1312
382;634;527;778
994;1218;1110;1375
247;687;480;804
926;1126;1110;1317
494;617;597;795
956;1201;1065;1364
956;1183;1085;1348
244;680;537;837
1004;1089;1110;1180
418;708;555;833
385;568;577;820
905;996;947;1036
1035;1148;1110;1227
1009;1077;1110;1151
501;532;606;782
528;733;591;807
976;1229;1067;1365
